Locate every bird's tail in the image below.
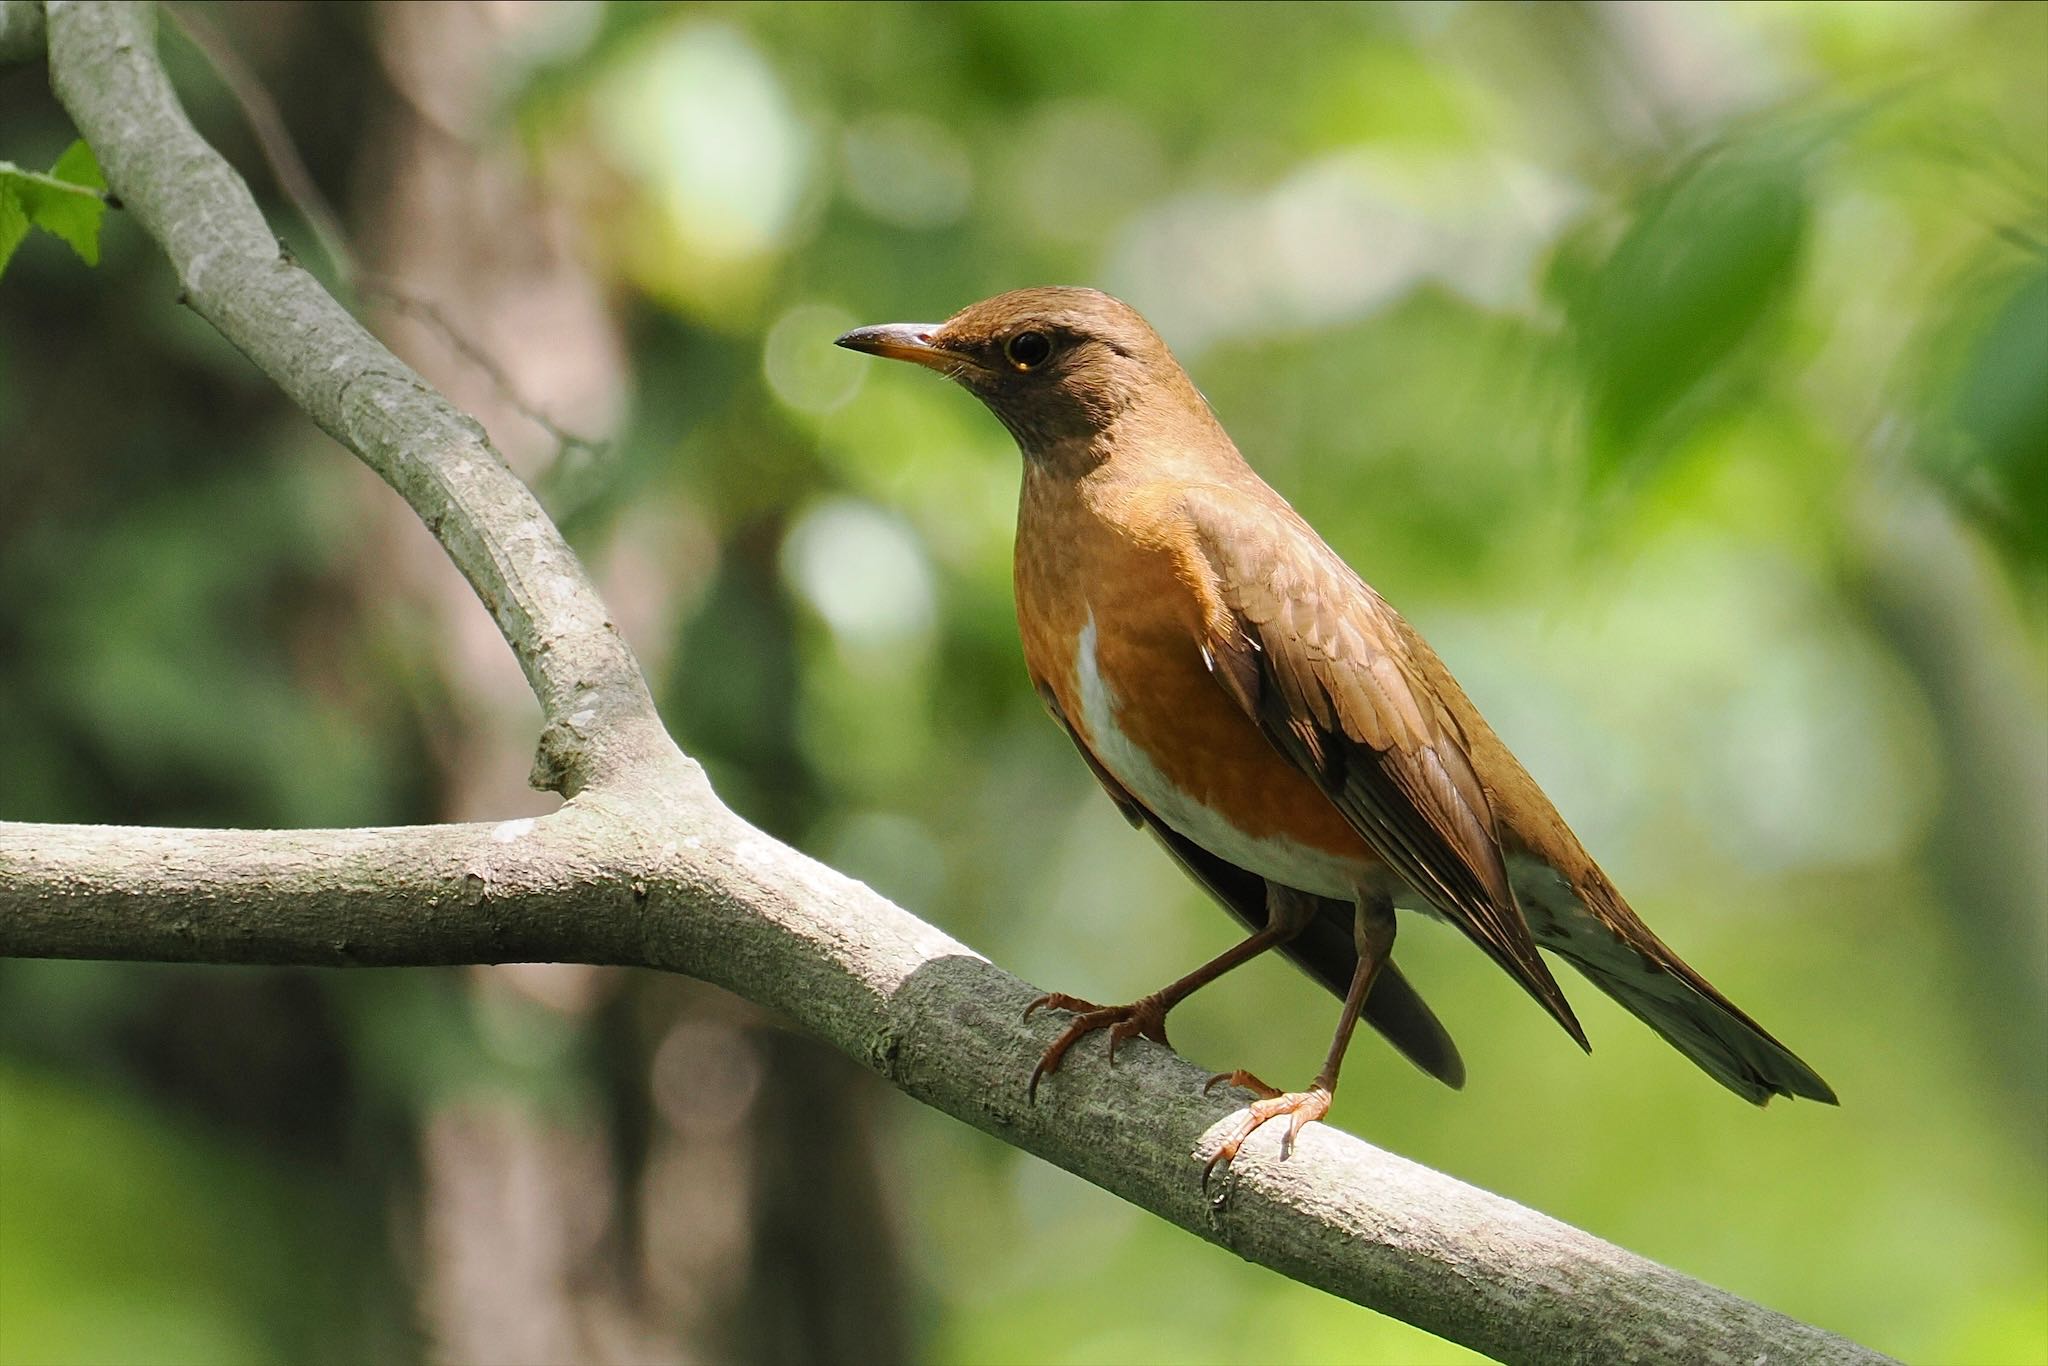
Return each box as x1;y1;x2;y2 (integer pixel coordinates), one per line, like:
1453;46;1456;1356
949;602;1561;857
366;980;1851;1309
1527;873;1837;1105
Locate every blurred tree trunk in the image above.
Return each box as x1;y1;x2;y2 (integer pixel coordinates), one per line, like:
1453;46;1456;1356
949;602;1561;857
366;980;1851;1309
0;8;421;1364
1;4;911;1360
1851;485;2048;1135
351;5;909;1362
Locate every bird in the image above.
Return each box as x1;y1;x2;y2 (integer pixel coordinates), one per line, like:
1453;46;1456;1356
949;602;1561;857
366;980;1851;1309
836;287;1836;1175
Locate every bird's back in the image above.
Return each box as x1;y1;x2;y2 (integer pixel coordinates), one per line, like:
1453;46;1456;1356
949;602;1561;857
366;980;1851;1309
1027;452;1835;1105
1268;501;1839;1105
840;281;1834;1107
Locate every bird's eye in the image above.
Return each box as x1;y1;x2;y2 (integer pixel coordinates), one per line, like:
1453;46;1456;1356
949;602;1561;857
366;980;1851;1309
1004;330;1054;371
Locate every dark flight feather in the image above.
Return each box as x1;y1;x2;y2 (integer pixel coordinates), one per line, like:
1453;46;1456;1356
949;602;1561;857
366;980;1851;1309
1036;683;1465;1087
1183;486;1590;1050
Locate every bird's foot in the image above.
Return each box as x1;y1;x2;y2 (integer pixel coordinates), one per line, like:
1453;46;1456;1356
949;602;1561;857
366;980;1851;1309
1203;1068;1284;1101
1199;1075;1332;1188
1023;992;1171;1101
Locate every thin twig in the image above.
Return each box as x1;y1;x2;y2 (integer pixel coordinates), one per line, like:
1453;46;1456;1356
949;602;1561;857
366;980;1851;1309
360;277;610;462
161;1;607;466
162;1;355;280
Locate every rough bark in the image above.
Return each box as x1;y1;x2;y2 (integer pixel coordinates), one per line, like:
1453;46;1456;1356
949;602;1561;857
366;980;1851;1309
0;5;1893;1363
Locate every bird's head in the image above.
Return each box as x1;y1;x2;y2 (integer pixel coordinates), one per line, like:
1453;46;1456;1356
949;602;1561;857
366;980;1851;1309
836;287;1197;460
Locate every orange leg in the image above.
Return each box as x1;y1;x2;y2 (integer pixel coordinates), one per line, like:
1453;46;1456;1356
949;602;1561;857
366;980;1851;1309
1203;891;1395;1186
1026;886;1317;1101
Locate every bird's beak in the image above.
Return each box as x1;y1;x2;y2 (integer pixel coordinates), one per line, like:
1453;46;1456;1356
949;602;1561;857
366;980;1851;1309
834;323;958;372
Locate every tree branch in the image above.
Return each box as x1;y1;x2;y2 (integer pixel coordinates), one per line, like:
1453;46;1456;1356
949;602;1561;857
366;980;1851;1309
0;814;1880;1366
40;0;664;798
3;5;1891;1363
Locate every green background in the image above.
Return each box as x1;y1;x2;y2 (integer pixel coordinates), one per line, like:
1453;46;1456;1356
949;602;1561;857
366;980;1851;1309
2;3;2043;1363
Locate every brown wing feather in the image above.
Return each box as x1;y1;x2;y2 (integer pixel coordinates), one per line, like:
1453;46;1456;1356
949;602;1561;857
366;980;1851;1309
1181;487;1589;1049
1033;681;1465;1087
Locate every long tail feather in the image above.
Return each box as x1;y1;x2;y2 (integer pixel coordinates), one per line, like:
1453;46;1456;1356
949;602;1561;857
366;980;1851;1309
1518;865;1836;1105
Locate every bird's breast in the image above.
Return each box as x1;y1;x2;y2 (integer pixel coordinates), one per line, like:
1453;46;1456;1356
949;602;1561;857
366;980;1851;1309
1013;470;1376;895
1067;607;1375;899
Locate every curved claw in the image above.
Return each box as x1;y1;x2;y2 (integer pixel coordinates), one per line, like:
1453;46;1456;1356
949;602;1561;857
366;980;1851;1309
1023;991;1101;1023
1202;1068;1282;1101
1200;1084;1334;1192
1023;993;1172;1104
1027;1056;1054;1104
1104;1009;1168;1063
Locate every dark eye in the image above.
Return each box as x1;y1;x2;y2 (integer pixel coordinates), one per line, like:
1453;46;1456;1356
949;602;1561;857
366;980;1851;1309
1004;330;1054;370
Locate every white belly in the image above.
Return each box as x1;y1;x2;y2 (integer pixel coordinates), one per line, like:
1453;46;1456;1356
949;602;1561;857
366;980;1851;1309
1074;613;1371;901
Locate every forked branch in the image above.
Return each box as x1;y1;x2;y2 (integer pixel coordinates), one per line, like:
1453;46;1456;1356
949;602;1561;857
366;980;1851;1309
0;6;1889;1363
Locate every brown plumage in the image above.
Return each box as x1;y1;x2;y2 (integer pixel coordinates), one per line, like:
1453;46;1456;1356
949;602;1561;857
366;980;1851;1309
838;287;1835;1171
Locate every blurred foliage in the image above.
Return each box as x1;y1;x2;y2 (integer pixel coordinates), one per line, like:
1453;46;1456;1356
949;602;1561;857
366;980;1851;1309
1931;259;2048;567
1561;130;1814;483
3;2;2046;1364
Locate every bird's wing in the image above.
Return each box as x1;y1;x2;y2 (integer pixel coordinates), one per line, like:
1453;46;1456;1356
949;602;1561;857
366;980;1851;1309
1033;681;1465;1087
1180;485;1587;1048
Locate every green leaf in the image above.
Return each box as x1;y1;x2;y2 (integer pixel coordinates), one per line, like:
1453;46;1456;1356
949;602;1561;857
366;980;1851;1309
0;140;109;277
1933;264;2048;568
0;182;27;275
1564;137;1812;483
31;139;108;266
48;138;107;193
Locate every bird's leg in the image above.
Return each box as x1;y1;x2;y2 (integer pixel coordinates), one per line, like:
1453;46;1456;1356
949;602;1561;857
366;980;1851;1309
1026;885;1317;1101
1203;891;1395;1184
